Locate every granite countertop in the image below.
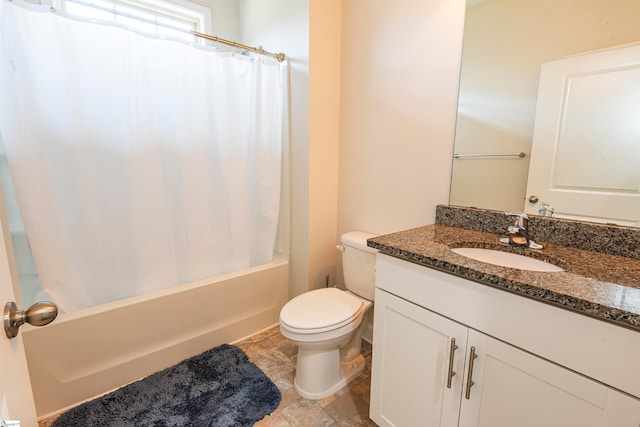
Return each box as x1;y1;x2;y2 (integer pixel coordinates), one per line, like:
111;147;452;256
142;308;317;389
368;224;640;332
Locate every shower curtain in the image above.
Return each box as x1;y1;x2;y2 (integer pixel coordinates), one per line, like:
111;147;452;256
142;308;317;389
0;0;288;311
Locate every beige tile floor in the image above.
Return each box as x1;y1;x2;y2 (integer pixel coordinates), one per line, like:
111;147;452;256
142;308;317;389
238;325;376;427
39;325;376;426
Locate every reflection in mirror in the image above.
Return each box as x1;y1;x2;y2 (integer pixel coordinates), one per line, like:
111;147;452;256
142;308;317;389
450;0;640;226
524;44;640;226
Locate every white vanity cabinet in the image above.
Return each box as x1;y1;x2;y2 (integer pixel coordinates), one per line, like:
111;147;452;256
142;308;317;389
370;254;640;427
458;330;639;427
370;288;467;426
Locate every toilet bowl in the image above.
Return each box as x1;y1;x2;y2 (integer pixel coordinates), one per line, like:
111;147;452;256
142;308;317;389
279;231;377;400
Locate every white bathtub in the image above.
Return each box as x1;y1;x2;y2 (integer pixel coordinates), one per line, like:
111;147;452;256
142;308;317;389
22;257;289;419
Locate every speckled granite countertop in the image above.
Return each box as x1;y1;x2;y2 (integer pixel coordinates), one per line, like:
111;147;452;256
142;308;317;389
368;224;640;332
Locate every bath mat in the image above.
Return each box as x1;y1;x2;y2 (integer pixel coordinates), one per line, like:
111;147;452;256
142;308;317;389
52;344;281;427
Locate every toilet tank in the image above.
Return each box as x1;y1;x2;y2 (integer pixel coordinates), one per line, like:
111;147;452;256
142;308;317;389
339;231;378;301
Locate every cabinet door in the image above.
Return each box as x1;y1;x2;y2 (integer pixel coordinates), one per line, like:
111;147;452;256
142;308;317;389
370;289;469;427
459;330;640;427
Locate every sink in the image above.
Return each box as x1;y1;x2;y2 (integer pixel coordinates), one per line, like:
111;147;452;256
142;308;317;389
450;247;564;272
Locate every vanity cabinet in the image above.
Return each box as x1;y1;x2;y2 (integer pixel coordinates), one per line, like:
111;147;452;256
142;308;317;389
458;329;638;427
370;254;640;427
370;288;467;426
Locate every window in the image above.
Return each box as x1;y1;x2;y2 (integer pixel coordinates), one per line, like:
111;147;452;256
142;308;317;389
52;0;211;43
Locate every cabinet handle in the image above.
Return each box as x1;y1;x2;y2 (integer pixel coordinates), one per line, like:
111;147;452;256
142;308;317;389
464;346;478;399
446;338;458;388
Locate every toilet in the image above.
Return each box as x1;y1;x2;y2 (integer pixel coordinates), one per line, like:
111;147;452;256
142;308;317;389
279;231;378;400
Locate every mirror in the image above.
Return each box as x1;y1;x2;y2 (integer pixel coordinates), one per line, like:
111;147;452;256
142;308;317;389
450;0;640;225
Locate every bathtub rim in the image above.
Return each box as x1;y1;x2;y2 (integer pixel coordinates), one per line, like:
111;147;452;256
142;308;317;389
32;255;289;325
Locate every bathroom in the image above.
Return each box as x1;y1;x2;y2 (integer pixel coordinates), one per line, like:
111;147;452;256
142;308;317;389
2;0;640;425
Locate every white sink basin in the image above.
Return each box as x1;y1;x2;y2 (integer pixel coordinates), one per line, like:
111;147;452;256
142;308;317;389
450;247;564;272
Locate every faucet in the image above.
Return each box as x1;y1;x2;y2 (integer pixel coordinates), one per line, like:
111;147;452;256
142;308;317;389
538;202;554;217
499;212;544;249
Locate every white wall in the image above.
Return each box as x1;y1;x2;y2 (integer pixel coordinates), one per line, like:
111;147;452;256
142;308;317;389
450;0;640;212
189;0;239;39
207;0;238;37
336;0;465;284
338;0;465;235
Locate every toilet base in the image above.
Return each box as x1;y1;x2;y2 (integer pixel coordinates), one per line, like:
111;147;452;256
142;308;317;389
293;354;367;400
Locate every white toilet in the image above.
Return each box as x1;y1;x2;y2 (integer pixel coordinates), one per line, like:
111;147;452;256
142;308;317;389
279;231;378;400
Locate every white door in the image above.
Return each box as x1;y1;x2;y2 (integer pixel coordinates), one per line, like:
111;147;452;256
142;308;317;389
0;213;38;425
370;289;468;427
524;43;640;226
458;330;640;427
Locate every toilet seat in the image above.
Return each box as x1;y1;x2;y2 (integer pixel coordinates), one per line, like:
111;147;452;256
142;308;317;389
280;288;366;334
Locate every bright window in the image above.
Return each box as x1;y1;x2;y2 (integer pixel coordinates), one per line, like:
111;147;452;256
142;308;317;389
53;0;211;43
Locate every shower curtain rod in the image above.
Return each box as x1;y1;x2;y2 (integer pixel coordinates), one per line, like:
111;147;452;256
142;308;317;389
192;32;285;62
48;0;286;62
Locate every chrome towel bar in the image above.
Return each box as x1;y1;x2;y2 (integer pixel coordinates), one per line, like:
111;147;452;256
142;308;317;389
453;152;526;159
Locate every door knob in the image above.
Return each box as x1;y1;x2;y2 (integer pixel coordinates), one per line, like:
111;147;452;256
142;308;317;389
3;301;58;339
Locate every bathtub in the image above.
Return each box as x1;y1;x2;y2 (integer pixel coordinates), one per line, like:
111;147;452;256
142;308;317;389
21;257;289;419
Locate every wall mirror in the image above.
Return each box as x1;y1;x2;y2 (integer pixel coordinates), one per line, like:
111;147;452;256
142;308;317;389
450;0;640;227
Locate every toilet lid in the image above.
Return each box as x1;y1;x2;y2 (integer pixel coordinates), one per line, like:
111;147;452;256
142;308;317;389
280;288;364;331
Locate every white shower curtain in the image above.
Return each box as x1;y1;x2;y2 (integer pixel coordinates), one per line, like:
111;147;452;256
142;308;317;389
0;0;288;311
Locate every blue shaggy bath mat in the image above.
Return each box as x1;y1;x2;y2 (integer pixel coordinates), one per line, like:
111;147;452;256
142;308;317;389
52;344;281;427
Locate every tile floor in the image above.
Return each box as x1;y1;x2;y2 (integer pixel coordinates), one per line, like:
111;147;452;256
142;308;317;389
39;325;377;427
238;325;376;427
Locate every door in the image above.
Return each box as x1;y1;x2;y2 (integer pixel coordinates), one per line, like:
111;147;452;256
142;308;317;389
370;289;468;427
458;330;640;427
0;209;38;424
524;43;640;226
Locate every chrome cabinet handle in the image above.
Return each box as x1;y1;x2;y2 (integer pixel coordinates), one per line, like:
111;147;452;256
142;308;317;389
446;338;458;389
3;301;58;339
464;346;478;399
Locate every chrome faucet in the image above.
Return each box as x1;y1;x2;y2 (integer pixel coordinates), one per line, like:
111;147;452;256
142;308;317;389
538;202;554;217
499;212;544;249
